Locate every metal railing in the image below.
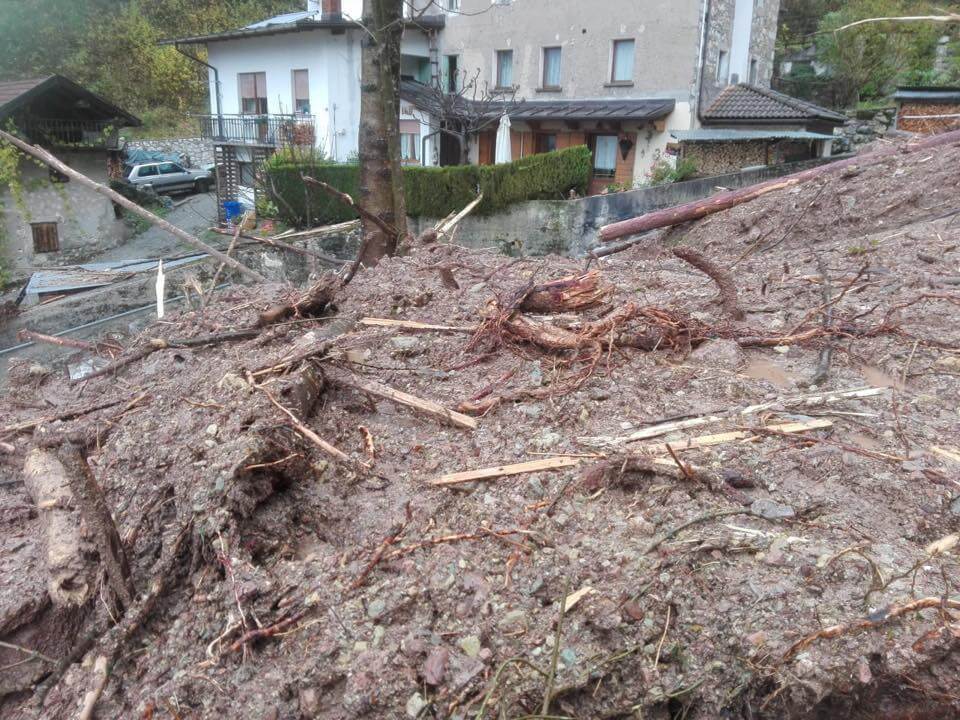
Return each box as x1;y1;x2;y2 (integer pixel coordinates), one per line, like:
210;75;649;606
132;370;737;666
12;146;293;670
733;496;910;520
195;113;315;147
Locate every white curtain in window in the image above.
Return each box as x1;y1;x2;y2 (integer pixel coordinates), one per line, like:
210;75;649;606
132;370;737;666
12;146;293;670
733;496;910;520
497;51;513;87
543;48;561;87
594;136;618;172
612;40;635;82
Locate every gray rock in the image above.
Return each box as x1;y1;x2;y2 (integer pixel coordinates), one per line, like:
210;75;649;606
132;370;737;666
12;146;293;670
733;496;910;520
751;498;796;520
367;599;386;618
689;339;744;370
950;496;960;515
390;336;423;356
406;692;429;718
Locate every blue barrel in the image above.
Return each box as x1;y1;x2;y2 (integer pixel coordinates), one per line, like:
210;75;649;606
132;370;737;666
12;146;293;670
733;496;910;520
223;201;243;223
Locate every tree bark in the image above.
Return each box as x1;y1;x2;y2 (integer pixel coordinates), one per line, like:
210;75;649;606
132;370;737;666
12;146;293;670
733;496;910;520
358;0;407;266
598;127;960;242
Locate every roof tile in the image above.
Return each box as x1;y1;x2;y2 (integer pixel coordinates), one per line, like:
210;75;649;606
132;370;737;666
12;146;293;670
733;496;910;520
704;84;846;123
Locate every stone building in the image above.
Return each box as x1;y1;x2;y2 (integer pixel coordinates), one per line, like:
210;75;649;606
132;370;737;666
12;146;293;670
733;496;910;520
0;76;140;276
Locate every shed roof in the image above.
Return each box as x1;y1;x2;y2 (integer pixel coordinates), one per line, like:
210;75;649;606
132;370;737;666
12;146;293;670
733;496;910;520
0;75;140;127
671;129;836;142
894;86;960;103
703;84;846;125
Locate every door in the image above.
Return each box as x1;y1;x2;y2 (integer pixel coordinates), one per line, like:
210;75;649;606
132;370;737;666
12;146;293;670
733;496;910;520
588;134;619;195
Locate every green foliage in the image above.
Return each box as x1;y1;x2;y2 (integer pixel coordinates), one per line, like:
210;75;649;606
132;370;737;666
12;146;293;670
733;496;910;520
642;155;699;187
814;1;957;105
0;0;303;119
263;146;593;228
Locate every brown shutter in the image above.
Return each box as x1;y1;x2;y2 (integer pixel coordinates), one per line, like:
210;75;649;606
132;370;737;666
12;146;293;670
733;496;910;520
293;70;309;100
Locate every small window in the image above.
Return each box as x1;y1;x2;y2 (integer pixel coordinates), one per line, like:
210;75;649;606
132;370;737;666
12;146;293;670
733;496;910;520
137;165;158;178
611;39;635;83
32;222;59;253
446;0;460;10
593;136;618;178
239;72;267;114
535;134;557;154
495;50;513;89
158;162;182;175
445;55;459;92
542;47;562;89
400;119;420;164
293;69;310;113
717;50;730;83
749;58;758;84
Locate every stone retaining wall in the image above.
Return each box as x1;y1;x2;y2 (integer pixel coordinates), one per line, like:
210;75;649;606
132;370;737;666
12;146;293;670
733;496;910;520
123;137;214;168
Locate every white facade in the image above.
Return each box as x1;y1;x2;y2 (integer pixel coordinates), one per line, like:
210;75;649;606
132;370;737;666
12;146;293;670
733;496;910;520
206;28;436;164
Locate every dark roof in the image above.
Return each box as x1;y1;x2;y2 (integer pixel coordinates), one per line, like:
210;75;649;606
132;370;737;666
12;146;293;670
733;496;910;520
894;86;960;103
160;13;444;45
0;75;140;127
400;81;675;123
703;84;846;124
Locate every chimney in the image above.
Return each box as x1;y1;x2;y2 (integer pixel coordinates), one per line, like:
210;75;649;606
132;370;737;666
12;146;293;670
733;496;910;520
321;0;342;21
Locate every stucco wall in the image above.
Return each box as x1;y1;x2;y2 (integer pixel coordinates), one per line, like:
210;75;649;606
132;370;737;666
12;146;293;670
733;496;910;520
437;0;703;103
206;28;430;162
1;150;129;274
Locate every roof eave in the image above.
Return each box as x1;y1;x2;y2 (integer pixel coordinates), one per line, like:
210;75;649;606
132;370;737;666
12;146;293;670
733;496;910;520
0;75;141;128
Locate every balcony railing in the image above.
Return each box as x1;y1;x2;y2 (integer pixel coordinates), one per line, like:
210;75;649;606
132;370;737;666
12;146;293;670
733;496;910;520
196;113;316;147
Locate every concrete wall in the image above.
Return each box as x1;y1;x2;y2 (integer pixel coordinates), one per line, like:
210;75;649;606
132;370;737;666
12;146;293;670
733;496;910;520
408;155;838;257
206;27;430;162
1;150;129;275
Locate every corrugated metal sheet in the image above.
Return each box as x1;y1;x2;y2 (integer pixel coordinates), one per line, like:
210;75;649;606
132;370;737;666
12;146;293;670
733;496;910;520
671;129;835;142
24;255;205;298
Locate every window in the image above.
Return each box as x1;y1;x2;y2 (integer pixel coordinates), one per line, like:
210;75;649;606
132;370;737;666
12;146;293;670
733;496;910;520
593;135;618;178
535;134;557;154
717;50;730;83
137;165;158;178
293;69;310;113
611;39;635;83
446;0;460;9
495;50;513;89
749;58;758;84
158;162;183;175
239;72;267;114
31;222;59;253
400;120;420;164
542;47;562;89
444;55;459;92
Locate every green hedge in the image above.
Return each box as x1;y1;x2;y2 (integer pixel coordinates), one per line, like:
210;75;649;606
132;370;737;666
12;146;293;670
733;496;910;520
262;145;592;228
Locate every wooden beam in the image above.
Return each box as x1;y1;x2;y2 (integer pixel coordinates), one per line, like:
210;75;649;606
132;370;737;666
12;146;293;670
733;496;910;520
358;318;477;332
336;376;478;430
430;456;582;486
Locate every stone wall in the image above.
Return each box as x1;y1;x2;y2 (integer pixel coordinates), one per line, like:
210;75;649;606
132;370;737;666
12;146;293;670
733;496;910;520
123;137;214;169
834;108;896;153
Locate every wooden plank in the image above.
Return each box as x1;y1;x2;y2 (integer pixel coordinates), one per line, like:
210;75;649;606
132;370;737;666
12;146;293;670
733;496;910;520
430;456;582;486
344;378;478;430
930;445;960;464
643;419;833;454
358;317;477;332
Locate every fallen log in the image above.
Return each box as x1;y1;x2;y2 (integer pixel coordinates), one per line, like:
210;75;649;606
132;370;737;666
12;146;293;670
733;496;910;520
16;330;99;352
22;449;96;607
210;227;343;266
519;270;613;313
598;128;960;242
672;247;744;320
0;129;265;283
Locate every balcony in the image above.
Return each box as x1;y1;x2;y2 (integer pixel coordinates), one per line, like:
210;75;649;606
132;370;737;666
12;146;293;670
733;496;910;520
196;113;316;147
23;118;121;149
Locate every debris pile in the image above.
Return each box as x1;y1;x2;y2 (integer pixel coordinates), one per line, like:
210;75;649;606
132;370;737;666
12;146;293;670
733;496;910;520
1;136;959;719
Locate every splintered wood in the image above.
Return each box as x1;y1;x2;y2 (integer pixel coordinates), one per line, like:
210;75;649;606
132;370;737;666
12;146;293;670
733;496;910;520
429;419;833;486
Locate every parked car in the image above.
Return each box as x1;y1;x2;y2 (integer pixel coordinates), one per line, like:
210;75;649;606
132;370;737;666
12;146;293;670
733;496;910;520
125;161;213;194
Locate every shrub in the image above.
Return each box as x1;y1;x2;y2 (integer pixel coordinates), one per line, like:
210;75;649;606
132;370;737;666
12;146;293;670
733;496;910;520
643;155;699;187
262;145;592;228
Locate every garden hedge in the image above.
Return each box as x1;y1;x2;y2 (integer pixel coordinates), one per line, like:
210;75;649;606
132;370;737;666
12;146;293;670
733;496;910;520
262;145;591;228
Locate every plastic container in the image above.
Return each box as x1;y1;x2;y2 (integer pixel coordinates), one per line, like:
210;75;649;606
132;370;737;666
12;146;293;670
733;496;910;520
223;200;243;224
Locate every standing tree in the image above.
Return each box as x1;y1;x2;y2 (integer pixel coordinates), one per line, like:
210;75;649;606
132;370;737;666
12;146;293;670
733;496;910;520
357;0;408;265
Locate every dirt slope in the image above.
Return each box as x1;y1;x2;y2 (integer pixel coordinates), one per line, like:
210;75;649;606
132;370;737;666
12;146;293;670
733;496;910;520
1;137;959;720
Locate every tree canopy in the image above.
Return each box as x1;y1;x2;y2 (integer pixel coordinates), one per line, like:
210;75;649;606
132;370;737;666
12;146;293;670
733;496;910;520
0;0;302;131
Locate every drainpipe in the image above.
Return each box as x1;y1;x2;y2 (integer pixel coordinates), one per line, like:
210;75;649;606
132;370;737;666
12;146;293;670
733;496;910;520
694;0;712;125
175;42;223;138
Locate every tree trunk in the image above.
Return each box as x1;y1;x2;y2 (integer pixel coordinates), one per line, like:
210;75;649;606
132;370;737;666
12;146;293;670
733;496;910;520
358;0;407;266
